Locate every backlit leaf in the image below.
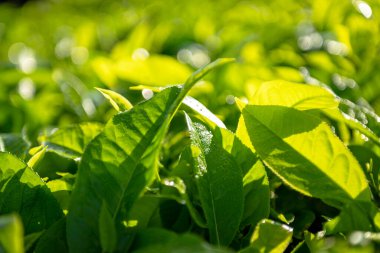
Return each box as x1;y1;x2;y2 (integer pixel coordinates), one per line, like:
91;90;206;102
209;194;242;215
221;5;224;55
240;219;293;253
96;88;133;112
0;214;24;253
237;104;374;232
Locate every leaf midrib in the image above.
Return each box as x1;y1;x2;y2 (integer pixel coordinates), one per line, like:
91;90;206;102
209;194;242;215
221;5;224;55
243;108;358;203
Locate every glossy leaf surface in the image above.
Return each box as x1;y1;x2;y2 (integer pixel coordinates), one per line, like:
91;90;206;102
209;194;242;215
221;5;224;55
186;114;243;246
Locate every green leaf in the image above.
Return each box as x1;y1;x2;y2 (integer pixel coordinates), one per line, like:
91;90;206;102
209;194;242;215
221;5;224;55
212;127;270;228
240;219;293;253
114;55;192;86
67;85;182;252
24;231;44;252
131;230;233;253
27;145;47;169
324;201;380;234
304;231;376;252
160;175;207;228
34;218;68;253
67;59;233;252
131;228;178;250
99;202;117;253
244;80;380;145
290;241;309;253
237;104;371;206
0;134;30;159
41;122;104;159
291;210;315;239
46;177;73;213
183;96;226;129
96;87;133;112
118;195;161;250
236;103;378;233
0;214;24;253
0;152;63;235
323;109;380;145
168;148;208;228
247;80;339;111
248;82;380;233
349;145;380;196
241;160;270;227
185;114;243;246
237;80;380;232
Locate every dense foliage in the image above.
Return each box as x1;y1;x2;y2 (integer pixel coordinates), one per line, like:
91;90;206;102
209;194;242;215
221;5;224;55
1;0;380;252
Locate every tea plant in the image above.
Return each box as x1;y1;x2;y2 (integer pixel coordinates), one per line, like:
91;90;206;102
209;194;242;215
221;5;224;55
1;58;380;252
2;0;380;252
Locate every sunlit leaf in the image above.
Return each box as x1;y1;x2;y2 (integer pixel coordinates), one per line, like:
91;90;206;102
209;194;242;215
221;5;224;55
115;55;192;86
0;214;24;253
236;103;374;232
96;87;133;112
41;123;104;160
240;219;293;253
246;80;339;110
27;145;47;169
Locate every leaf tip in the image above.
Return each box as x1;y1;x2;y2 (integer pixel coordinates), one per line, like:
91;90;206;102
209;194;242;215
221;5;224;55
96;87;133;111
235;97;247;111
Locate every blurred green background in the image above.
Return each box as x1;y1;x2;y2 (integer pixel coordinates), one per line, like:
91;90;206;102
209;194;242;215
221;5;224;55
1;0;380;142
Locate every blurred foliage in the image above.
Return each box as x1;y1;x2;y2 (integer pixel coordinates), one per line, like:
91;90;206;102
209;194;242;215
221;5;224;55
1;0;380;252
1;0;380;136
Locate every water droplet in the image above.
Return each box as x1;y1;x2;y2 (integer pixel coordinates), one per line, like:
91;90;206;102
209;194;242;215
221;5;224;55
142;89;154;100
354;0;372;19
18;78;35;100
298;32;323;51
163;179;175;187
177;49;192;63
132;48;149;61
8;43;37;74
325;40;348;56
55;37;73;58
361;134;369;142
0;138;4;152
349;231;365;245
240;97;249;104
8;42;25;64
192;50;210;68
19;56;37;74
177;44;210;68
225;95;235;105
316;230;326;239
281;224;293;232
332;74;357;90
